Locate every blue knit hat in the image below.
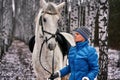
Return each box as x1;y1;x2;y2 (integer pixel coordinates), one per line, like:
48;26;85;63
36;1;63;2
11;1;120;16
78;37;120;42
74;26;91;40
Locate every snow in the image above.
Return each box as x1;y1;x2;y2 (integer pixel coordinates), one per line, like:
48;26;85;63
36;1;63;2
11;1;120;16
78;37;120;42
0;40;120;80
95;47;120;80
0;40;36;80
108;49;120;79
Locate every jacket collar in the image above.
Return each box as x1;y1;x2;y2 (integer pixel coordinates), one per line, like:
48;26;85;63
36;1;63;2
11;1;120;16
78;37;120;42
76;40;89;47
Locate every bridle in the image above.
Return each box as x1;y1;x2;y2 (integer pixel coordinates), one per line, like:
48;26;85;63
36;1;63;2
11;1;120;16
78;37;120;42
39;10;60;75
39;10;59;41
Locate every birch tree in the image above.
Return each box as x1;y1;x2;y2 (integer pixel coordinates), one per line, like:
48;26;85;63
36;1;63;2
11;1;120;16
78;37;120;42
88;0;98;46
0;0;13;59
0;0;3;59
97;0;109;80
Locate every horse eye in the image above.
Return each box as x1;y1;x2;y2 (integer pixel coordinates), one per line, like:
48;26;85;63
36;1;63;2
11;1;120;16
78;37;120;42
43;18;46;22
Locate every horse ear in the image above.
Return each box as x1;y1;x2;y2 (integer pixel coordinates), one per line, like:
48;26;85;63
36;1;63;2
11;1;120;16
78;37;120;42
40;0;47;8
56;2;65;12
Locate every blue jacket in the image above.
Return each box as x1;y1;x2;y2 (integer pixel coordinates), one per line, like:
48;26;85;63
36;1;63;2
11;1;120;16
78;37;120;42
60;40;99;80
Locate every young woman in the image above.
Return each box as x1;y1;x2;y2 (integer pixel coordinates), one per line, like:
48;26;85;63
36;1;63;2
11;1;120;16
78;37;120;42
49;26;99;80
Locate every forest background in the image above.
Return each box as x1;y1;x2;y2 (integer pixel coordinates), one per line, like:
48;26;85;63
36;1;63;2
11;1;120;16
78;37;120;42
0;0;120;80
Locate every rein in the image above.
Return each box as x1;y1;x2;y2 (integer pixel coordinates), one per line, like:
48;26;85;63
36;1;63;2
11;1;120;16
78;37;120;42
39;39;51;74
39;10;59;77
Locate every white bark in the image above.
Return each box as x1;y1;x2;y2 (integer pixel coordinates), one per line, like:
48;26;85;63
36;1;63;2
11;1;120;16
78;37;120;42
98;0;109;79
88;0;98;46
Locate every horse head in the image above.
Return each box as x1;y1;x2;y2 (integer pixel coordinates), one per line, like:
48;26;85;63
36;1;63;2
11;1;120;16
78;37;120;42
35;0;65;50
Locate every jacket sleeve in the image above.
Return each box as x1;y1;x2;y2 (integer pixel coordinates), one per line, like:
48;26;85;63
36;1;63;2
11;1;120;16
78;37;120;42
86;48;99;80
60;65;71;77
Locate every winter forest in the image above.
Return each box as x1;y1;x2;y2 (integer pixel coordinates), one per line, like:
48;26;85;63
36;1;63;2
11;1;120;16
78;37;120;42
0;0;120;80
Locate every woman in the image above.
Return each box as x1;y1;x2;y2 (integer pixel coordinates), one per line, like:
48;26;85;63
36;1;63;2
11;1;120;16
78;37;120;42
49;26;99;80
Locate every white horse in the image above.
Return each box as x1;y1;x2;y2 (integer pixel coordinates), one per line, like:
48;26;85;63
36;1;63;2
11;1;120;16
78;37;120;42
32;0;75;80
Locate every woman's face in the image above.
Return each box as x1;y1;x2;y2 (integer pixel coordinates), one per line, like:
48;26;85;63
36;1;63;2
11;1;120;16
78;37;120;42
73;32;85;42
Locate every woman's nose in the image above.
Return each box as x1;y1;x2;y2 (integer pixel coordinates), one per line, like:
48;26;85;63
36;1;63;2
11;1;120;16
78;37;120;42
74;34;77;37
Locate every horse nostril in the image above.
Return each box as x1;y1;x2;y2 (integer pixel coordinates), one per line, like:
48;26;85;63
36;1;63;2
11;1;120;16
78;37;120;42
48;43;56;50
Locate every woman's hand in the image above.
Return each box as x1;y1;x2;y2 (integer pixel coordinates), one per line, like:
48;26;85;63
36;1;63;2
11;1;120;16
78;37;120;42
48;72;60;80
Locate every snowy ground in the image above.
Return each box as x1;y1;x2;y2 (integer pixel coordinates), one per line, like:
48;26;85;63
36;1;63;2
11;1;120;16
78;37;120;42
108;49;120;79
0;40;36;80
0;40;120;80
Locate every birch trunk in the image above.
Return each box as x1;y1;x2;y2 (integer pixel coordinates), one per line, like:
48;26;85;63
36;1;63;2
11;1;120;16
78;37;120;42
88;0;98;45
98;0;109;80
0;0;13;58
0;0;3;59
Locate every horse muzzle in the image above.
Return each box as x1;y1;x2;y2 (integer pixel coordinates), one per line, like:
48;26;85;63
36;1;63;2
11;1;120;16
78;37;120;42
48;43;56;51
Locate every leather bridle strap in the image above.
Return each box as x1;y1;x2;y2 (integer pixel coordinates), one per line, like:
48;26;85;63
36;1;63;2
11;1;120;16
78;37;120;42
39;11;60;76
39;40;52;74
39;11;58;36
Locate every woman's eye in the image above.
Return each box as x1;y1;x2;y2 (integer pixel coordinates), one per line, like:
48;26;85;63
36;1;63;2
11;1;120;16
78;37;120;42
43;18;46;22
76;33;79;35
